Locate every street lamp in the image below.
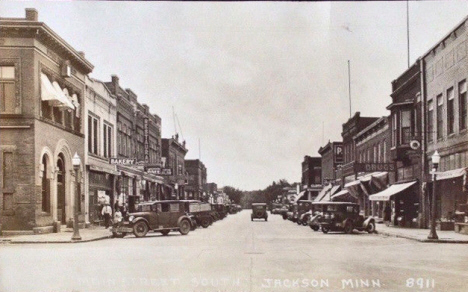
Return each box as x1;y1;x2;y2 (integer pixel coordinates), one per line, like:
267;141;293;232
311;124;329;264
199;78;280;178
427;150;440;240
71;152;82;241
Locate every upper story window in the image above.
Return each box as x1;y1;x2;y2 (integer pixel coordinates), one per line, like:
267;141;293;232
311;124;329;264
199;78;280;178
428;100;434;143
392;113;397;147
103;123;112;158
88;115;99;155
0;66;16;114
400;110;411;145
437;94;444;140
447;87;455;135
459;80;467;131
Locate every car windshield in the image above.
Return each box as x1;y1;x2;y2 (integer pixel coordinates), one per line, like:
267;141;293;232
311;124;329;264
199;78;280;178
325;205;338;212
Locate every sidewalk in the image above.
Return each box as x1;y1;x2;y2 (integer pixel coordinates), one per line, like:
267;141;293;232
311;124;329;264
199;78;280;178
0;226;113;244
376;223;468;243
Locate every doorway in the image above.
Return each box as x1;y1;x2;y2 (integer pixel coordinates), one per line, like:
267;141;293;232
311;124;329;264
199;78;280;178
57;154;66;224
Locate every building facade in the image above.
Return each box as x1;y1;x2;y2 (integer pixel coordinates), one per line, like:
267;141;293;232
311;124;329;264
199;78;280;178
300;156;322;200
421;16;468;225
161;135;188;200
318;141;343;185
185;159;207;200
0;9;93;232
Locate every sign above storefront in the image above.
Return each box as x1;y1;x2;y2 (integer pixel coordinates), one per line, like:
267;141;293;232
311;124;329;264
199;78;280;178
334;145;344;164
355;163;395;172
146;167;172;176
109;158;136;165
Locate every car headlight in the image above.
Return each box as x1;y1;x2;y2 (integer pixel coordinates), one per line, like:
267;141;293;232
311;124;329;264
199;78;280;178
128;216;135;222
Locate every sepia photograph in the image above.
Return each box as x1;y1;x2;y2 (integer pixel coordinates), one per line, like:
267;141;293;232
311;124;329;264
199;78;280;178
1;0;468;291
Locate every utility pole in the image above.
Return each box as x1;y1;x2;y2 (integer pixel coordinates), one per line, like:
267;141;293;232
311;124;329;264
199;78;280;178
407;0;410;68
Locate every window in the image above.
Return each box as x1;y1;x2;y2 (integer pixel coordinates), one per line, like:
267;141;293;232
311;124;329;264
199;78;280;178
428;100;434;143
400;110;411;144
103;124;112;158
88;115;99;155
373;144;377;162
437;94;444;140
0;66;16;114
460;80;467;130
383;140;387;163
447;87;455;134
392;113;398;147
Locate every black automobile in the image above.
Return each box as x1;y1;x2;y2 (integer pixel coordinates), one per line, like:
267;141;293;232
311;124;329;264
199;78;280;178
251;203;268;221
316;202;376;234
182;200;213;228
111;200;196;238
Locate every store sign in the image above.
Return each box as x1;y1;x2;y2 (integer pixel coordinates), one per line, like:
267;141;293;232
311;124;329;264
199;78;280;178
355;163;395;172
144;117;149;164
146;167;173;176
109;158;136;165
334;145;344;164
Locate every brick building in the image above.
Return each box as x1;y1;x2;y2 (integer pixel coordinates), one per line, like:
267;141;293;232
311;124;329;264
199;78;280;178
104;75;163;211
185;159;207;200
338;112;379;186
421;16;468;225
318;141;343;185
0;9;93;232
162;135;188;200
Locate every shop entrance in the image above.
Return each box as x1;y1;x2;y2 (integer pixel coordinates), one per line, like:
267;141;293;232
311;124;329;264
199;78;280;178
57;154;66;224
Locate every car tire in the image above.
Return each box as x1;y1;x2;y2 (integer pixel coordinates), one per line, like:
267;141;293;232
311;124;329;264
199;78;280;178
179;219;191;235
366;221;376;233
321;226;330;234
311;225;319;231
282;214;287;220
133;221;149;238
344;221;354;234
112;232;126;238
265;217;268;222
160;230;170;236
201;218;210;228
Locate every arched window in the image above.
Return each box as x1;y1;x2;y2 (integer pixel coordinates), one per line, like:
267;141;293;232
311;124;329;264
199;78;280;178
41;155;50;212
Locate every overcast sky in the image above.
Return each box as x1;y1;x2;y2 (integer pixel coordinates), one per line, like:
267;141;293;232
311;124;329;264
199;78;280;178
1;1;467;190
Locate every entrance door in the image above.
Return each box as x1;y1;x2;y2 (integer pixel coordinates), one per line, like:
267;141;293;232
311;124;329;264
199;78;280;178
57;156;66;224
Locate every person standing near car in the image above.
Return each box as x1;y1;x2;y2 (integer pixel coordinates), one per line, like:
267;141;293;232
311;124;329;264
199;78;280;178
102;203;112;228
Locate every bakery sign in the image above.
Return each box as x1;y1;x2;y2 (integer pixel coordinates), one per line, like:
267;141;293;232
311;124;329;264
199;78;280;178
109;158;136;165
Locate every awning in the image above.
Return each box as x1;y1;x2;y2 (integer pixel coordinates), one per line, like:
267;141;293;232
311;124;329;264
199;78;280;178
40;73;74;110
369;181;417;201
434;168;467;181
314;184;332;202
52;81;75;110
331;189;349;200
330;185;341;196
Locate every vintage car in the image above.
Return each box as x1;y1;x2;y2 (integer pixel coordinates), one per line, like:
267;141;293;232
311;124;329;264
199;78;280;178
251;203;268;221
297;200;314;225
270;203;283;214
315;202;376;234
111;200;196;238
212;203;229;219
182;200;213;228
287;204;298;222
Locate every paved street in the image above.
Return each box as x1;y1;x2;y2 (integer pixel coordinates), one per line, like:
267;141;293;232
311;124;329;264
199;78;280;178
1;210;467;292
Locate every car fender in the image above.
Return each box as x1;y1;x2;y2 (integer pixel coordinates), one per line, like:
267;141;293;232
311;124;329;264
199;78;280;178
132;217;150;228
177;215;192;227
363;217;375;228
309;214;322;225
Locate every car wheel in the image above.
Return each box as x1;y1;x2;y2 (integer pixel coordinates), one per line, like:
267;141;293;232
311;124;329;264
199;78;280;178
296;220;302;225
201;218;210;228
265;217;268;222
311;225;319;231
321;226;330;234
282;214;287;220
160;230;170;236
344;221;354;234
366;221;376;233
179;219;191;235
112;232;126;238
133;221;149;238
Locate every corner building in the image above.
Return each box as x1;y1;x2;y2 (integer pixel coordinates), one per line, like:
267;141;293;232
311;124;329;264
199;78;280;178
0;9;93;232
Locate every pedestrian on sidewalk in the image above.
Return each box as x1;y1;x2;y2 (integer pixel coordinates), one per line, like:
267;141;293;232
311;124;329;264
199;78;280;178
114;207;123;227
384;204;391;226
102;204;112;229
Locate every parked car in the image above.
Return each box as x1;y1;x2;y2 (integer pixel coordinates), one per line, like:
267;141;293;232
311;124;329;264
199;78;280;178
111;200;196;238
297;200;314;225
181;200;213;228
316;202;376;234
287;204;298;222
251;203;268;221
212;203;229;219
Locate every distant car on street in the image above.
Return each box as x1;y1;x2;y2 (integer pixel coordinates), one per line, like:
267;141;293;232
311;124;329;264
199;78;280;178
111;200;196;238
251;203;268;221
315;202;376;234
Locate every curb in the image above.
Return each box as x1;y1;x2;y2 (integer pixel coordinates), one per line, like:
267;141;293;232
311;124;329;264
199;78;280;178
376;230;468;244
0;234;113;244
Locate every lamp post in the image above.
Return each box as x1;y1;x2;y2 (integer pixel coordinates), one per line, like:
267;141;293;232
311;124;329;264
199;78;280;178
427;150;440;240
72;152;82;241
